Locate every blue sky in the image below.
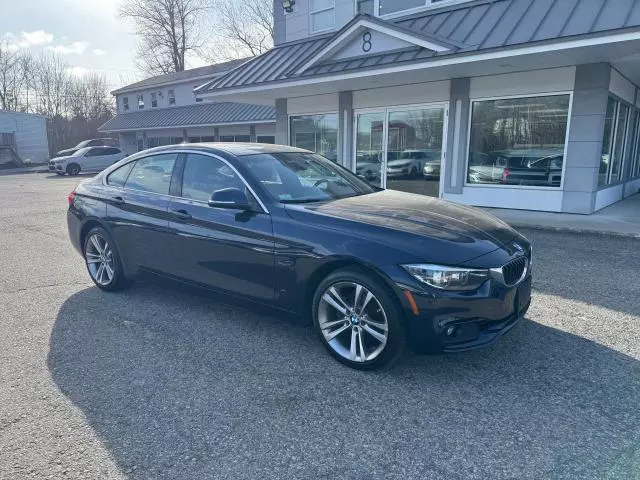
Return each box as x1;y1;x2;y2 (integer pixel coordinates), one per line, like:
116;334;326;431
0;0;208;90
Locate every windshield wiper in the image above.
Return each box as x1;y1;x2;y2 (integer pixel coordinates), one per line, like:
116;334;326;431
280;198;328;204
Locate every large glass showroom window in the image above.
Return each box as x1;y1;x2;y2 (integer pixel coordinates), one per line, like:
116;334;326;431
467;94;570;187
290;114;338;162
599;97;634;186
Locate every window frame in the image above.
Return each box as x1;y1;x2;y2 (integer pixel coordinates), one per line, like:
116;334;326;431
288;111;339;160
355;0;473;19
168;89;176;105
101;150;270;213
151;92;158;108
309;0;336;34
463;91;573;191
121;153;180;196
122;96;129;112
137;94;144;109
106;160;136;187
598;95;636;189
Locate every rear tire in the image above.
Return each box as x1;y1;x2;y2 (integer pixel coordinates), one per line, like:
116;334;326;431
312;267;406;370
83;226;132;292
66;163;80;175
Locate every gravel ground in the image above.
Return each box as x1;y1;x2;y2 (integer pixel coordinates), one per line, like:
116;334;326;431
1;173;639;480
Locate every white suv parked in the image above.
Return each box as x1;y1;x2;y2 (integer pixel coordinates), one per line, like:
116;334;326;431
49;147;127;176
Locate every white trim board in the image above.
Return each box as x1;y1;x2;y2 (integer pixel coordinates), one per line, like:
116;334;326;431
443;188;564;212
595;184;624;210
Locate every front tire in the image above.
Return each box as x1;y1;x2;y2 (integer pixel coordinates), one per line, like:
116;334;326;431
312;268;406;370
66;163;80;175
83;227;132;291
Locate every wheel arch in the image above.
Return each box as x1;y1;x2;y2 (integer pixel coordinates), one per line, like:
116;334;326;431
303;257;404;322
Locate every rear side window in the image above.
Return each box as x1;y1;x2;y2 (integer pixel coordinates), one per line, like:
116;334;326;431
85;148;106;157
181;153;245;202
124;154;177;195
107;162;135;187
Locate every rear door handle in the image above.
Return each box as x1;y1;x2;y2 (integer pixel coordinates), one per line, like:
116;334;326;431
112;195;125;205
171;208;192;220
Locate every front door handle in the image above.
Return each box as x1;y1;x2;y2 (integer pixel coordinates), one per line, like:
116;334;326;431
171;209;192;220
112;195;125;205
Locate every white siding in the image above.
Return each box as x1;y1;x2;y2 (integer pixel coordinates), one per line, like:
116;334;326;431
609;69;635;104
353;80;450;109
595;184;624;210
285;0;354;42
469;67;575;98
289;94;339;114
443;188;564;212
116;81;206;114
0;112;49;163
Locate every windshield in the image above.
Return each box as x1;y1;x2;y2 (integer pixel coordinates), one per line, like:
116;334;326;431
239;152;376;203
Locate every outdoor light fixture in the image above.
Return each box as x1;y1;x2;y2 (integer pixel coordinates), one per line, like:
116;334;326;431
282;0;295;13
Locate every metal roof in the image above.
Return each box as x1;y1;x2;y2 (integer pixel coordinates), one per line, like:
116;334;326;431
111;58;250;95
198;0;640;93
98;102;276;132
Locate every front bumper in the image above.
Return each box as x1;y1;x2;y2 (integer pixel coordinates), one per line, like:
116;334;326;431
394;273;532;354
49;162;64;171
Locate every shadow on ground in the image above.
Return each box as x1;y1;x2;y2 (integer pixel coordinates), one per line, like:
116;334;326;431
48;282;640;480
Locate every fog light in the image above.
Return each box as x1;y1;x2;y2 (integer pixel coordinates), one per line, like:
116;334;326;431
445;326;456;337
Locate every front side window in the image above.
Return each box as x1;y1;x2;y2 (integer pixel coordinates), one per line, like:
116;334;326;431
467;95;570;188
137;94;144;109
239;152;375;203
122;96;129;111
181;154;245;202
310;0;334;32
151;92;158;108
290;113;338;162
124;154;177;195
107;162;135;187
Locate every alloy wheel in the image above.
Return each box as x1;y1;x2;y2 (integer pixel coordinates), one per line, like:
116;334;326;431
317;281;389;363
85;233;115;286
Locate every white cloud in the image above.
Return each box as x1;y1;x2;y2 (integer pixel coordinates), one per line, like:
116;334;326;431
92;48;108;56
4;30;54;49
47;41;89;55
66;66;90;77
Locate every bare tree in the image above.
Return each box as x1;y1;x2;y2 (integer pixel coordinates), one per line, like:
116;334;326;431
119;0;210;75
0;40;24;111
208;0;274;61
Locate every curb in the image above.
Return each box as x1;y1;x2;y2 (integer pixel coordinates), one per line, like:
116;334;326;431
0;167;50;176
508;223;640;239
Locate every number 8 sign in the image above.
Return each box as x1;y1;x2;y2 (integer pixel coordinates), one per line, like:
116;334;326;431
362;31;372;52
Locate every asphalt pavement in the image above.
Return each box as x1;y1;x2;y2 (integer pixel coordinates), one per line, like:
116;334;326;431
1;173;639;480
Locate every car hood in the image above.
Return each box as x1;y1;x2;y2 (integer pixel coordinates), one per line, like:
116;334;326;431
55;148;77;157
284;190;521;264
51;155;73;162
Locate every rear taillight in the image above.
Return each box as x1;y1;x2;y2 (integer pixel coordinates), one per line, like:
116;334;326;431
68;190;76;206
501;168;510;182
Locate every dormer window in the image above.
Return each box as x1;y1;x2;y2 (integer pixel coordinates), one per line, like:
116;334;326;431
137;94;144;109
310;0;335;33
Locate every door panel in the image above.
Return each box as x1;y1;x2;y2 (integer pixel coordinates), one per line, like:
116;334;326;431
106;153;178;272
355;112;385;187
386;107;445;197
165;152;275;301
167;198;275;301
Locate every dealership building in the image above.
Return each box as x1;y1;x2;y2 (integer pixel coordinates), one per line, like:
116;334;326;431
190;0;640;214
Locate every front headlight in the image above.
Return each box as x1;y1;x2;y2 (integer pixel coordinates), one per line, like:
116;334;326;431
401;264;490;291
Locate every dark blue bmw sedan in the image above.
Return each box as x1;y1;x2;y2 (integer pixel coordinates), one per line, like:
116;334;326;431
67;143;532;370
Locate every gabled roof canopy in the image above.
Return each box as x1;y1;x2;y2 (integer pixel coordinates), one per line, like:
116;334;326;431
294;15;461;75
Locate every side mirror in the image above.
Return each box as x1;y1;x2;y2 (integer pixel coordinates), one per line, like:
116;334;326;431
208;187;252;210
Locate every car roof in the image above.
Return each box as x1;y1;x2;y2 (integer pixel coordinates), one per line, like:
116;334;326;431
138;142;311;157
